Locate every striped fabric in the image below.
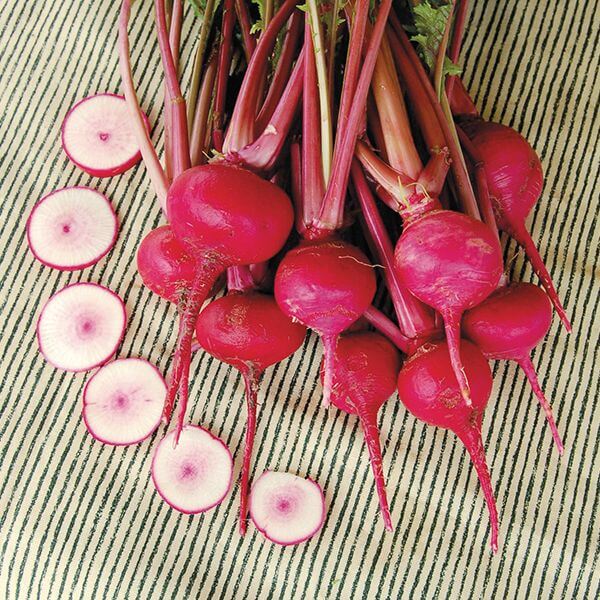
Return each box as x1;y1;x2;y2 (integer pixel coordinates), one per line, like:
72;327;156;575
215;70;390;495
0;1;598;598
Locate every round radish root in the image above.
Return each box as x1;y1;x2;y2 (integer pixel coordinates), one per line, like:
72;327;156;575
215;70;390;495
463;282;563;453
37;283;126;372
249;471;325;545
274;240;377;407
329;332;401;531
61;93;149;177
395;210;503;404
152;425;233;514
397;340;499;553
27;187;118;271
82;358;166;445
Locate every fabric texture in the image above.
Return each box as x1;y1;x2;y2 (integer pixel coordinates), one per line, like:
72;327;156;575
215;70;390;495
0;1;598;598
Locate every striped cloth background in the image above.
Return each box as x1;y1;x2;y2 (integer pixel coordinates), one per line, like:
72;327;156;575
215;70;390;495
0;1;598;598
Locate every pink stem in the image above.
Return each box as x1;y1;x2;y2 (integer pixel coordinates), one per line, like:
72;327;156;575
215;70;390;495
227;266;257;293
235;0;257;62
441;309;471;406
190;53;218;166
446;0;468;99
517;355;564;454
289;142;308;236
417;148;452;198
321;334;337;408
456;425;499;554
363;306;410;354
448;77;480;117
118;0;169;212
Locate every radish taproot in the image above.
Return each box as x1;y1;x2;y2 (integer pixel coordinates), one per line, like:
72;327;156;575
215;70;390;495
195;291;307;533
463;282;564;453
329;332;402;530
82;358;166;445
151;425;233;514
397;339;499;553
249;471;325;545
27;187;118;271
37;283;126;372
62;93;149;177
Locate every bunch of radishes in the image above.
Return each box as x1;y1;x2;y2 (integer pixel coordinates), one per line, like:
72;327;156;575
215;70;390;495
27;0;570;552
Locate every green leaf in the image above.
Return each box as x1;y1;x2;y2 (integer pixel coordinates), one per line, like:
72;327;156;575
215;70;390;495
188;0;208;17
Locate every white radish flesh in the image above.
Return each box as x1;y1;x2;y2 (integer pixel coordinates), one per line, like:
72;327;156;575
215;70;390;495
37;283;126;372
27;187;118;270
249;471;326;545
61;93;148;177
151;425;233;514
83;358;166;445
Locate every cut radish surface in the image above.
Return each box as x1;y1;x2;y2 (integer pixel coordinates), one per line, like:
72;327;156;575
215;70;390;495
61;93;149;177
37;283;126;371
83;358;166;445
27;187;118;270
249;471;326;545
151;425;233;514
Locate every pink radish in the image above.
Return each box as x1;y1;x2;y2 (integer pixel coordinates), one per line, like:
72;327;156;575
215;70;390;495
151;425;233;514
26;187;118;271
37;283;126;372
463;282;563;453
195;291;306;534
397;339;499;553
274;240;377;407
328;331;402;530
394;210;503;404
61;93;149;177
249;471;325;545
82;358;165;445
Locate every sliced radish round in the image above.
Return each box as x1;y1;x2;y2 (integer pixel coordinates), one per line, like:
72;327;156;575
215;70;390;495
61;93;149;177
151;425;233;514
26;187;118;271
249;471;326;545
83;358;165;445
37;283;126;372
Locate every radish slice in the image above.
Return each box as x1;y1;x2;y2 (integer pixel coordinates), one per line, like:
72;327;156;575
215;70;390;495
249;471;326;545
82;358;166;445
26;187;118;270
37;283;126;372
61;93;149;177
151;425;233;514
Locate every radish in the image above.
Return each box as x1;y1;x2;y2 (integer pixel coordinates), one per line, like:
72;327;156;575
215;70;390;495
249;471;325;546
397;339;499;553
37;283;126;372
463;282;564;453
61;93;149;177
328;331;402;530
394;210;503;404
82;358;166;445
26;187;118;271
195;291;307;533
151;425;233;514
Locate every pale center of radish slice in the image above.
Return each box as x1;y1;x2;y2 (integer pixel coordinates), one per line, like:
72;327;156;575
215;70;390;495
271;492;298;518
76;316;97;338
112;392;129;411
179;458;205;482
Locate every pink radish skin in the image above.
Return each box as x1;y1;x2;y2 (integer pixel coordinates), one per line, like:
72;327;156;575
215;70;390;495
195;292;307;534
397;339;499;553
37;283;126;372
152;425;233;514
249;471;326;546
463;282;563;453
274;240;377;407
61;93;150;177
26;187;118;271
82;358;166;445
461;120;571;332
328;332;402;531
395;210;503;404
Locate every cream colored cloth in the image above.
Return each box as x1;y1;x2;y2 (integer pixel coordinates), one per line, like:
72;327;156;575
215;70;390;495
0;1;598;599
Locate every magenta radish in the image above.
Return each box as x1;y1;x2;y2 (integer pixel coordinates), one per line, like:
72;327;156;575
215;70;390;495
26;187;118;271
463;282;563;453
151;425;233;513
249;471;325;545
82;358;165;445
195;291;307;533
328;332;402;530
397;339;499;553
37;283;126;372
394;210;503;404
61;93;149;177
